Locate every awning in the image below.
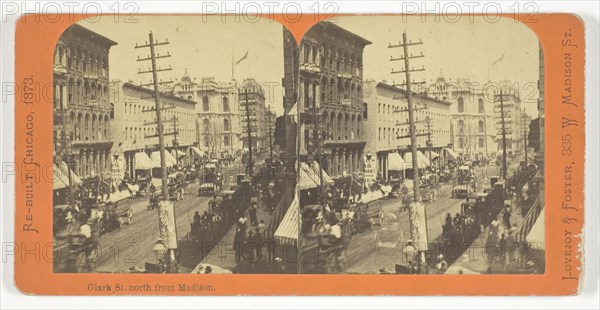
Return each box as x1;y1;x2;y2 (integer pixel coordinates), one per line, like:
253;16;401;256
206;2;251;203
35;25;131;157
274;194;299;245
58;162;82;185
172;149;186;159
53;163;82;190
298;162;333;190
150;151;176;168
403;151;430;169
417;151;431;167
444;148;459;161
526;209;545;250
134;152;154;170
426;150;440;160
387;152;405;171
191;147;205;158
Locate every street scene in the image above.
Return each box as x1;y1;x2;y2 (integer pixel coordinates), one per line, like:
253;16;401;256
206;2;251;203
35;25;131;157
294;17;545;274
52;17;298;274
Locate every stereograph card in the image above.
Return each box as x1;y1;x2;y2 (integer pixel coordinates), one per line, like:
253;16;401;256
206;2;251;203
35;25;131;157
9;9;586;296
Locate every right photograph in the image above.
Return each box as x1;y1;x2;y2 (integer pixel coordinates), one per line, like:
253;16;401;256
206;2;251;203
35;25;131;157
287;16;545;274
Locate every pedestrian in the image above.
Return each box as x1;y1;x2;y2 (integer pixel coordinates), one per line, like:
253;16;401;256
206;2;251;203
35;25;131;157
257;219;266;232
503;207;511;229
249;202;258;226
233;225;245;263
254;227;264;258
435;254;448;273
245;230;256;262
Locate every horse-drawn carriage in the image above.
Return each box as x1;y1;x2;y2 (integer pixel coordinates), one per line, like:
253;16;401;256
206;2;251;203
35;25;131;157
97;201;133;233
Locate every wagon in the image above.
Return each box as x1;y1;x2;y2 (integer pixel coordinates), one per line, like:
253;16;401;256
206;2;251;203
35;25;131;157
98;201;133;233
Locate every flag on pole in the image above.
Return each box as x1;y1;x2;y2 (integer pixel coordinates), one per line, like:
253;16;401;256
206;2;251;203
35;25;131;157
235;50;249;65
491;52;505;66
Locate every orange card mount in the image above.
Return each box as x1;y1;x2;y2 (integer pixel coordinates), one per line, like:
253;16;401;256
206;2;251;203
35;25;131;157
13;13;584;295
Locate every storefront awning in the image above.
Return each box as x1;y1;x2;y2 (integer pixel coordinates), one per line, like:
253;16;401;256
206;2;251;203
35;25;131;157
134;152;154;170
298;162;333;190
191;147;205;158
172;149;186;158
426;150;440;160
526;208;545;250
403;151;430;169
387;152;405;171
274;194;299;245
53;163;82;190
444;148;459;161
150;151;176;168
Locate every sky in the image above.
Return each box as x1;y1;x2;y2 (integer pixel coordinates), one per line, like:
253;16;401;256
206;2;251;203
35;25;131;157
78;15;540;118
78;15;286;115
333;15;541;117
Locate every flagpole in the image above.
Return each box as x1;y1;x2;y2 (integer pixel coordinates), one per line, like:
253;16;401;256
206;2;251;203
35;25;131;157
231;48;234;81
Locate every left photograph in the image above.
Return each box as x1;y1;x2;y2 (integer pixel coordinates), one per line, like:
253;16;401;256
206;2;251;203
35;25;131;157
51;16;298;274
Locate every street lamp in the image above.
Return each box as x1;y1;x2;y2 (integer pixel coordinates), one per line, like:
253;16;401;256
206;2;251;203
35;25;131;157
153;238;166;268
403;239;417;266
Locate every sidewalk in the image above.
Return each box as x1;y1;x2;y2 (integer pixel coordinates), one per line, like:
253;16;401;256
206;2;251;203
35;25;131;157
444;200;543;274
200;196;273;271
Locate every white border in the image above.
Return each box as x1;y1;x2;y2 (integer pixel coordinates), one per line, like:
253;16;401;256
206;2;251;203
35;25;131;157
1;1;598;309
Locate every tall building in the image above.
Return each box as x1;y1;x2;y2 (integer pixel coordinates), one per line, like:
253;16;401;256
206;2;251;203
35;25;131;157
363;80;453;180
289;21;371;183
493;81;525;156
53;24;117;182
109;81;197;179
172;74;241;157
239;78;268;152
428;76;496;156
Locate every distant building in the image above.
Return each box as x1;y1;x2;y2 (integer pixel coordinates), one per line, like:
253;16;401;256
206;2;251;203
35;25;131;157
239;78;268;152
109;81;197;178
493;81;526;156
172;73;241;157
363;80;453;180
53;24;117;182
428;76;496;157
290;21;371;183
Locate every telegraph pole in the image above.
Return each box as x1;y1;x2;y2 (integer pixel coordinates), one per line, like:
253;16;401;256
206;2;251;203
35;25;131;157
389;32;428;272
425;116;433;167
136;31;179;273
267;106;275;181
496;90;508;180
312;103;325;205
172;116;180;166
244;89;254;177
59;103;75;208
522;108;528;168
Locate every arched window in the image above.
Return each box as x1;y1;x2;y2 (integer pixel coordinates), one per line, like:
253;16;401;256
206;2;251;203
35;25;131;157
478;98;485;113
223;118;230;131
478;137;484;148
458;97;465;113
479;120;484;133
224;135;230;146
222;96;229;112
203;118;210;132
202;96;209;111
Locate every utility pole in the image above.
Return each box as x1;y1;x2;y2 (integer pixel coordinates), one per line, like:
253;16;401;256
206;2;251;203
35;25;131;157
171;116;179;166
312;103;325;205
522;108;528;168
390;32;428;272
136;31;179;273
496;90;508;180
59;103;75;208
425;116;433;167
244;89;254;177
267;106;275;182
